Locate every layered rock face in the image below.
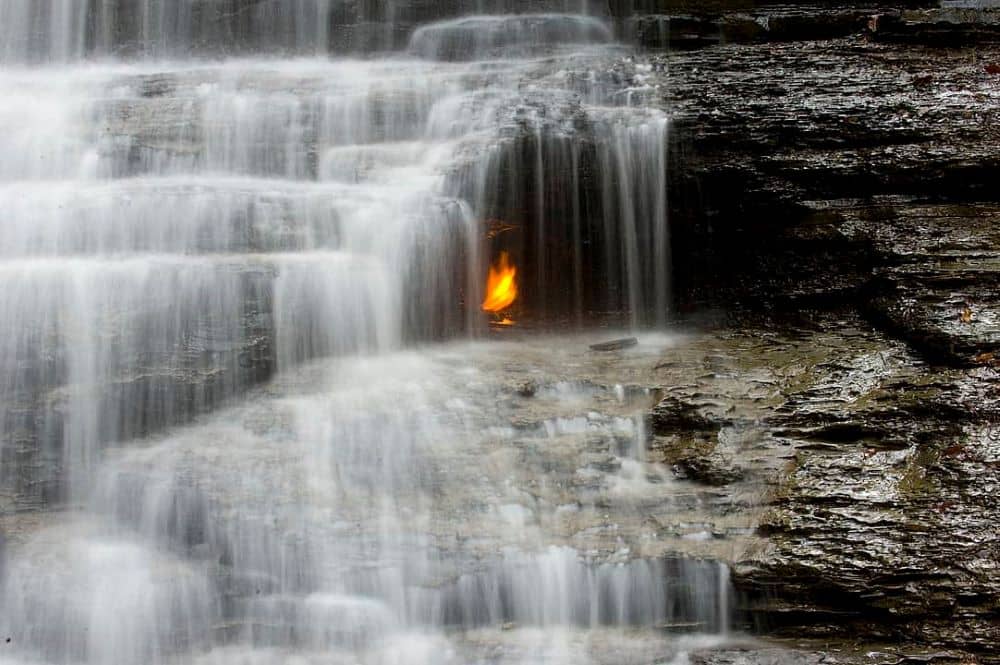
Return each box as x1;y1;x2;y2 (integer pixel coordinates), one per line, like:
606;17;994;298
627;2;1000;661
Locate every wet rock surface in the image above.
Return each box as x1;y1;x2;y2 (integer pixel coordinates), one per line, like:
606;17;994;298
642;10;999;376
635;5;1000;660
746;333;999;656
870;6;1000;44
845;201;1000;364
690;641;988;664
645;311;999;662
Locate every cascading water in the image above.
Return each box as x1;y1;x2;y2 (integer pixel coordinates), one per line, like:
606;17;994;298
0;2;727;664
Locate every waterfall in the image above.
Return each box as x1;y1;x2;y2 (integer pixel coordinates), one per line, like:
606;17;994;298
0;2;721;664
0;0;615;61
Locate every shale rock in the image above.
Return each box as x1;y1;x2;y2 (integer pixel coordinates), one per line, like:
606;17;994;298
741;362;1000;655
645;14;1000;655
870;7;1000;44
646;308;999;660
654;34;1000;321
842;201;1000;365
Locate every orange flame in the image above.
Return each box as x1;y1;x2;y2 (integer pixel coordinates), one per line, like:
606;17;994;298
481;252;518;313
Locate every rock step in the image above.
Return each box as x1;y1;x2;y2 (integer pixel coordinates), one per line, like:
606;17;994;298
624;9;877;49
0;178;465;258
624;5;1000;50
870;7;1000;44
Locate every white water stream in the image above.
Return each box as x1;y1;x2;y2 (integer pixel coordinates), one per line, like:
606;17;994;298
0;3;726;664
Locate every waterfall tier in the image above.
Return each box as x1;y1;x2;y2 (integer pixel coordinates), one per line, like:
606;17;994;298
0;2;701;664
0;0;611;61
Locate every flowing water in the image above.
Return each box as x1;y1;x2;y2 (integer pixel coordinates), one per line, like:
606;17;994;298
0;2;728;664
